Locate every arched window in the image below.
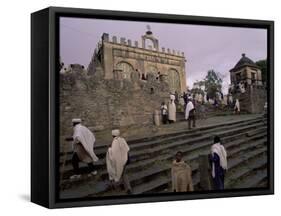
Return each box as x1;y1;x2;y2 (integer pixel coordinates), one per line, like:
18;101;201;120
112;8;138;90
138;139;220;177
167;68;181;93
116;62;134;80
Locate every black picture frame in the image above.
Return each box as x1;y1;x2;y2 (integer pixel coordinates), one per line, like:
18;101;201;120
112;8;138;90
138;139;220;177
31;6;274;208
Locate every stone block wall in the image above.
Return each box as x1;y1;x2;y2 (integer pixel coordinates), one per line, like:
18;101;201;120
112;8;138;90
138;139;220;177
60;70;170;138
234;86;267;114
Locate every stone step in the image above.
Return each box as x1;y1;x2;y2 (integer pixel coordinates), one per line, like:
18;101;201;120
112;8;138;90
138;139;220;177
60;123;266;181
60;119;264;168
231;168;267;189
246;126;267;137
191;139;267;191
60;116;263;157
225;154;267;188
64;131;262;195
132;144;267;194
60;122;265;180
138;136;267;193
256;178;268;188
129;122;264;159
60;119;260;166
129;133;267;187
60;130;267;198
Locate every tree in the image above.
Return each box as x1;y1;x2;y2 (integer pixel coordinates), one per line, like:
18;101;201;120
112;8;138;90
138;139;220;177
191;81;205;96
256;59;267;84
202;70;223;100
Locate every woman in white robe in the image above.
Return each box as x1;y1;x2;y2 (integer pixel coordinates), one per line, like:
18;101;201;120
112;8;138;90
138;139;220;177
234;99;240;114
106;130;130;183
168;94;176;122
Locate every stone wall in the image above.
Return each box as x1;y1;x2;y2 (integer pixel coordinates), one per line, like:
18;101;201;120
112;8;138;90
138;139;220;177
234;86;267;113
60;69;170;137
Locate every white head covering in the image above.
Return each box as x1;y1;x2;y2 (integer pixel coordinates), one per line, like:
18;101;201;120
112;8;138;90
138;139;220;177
72;118;82;123
170;94;175;100
188;96;192;100
112;129;120;137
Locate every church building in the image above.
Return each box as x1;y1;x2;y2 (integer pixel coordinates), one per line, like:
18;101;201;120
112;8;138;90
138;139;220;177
88;26;187;94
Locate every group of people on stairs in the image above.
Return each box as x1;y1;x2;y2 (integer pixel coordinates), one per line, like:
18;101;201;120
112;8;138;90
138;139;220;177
65;118;228;194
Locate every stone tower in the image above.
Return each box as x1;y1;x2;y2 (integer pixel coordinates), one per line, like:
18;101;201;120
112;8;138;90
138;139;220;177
230;53;263;87
229;53;266;114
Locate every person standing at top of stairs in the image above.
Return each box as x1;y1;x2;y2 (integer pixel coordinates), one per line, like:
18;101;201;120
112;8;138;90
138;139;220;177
185;96;196;129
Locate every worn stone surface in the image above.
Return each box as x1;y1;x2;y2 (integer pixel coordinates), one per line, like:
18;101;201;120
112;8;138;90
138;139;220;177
60;68;171;137
234;86;267;113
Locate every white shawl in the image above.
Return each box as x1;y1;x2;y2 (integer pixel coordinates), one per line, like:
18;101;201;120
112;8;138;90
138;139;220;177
168;100;176;121
185;101;194;120
234;99;240;112
161;104;168;115
211;143;227;178
106;137;130;182
73;124;99;162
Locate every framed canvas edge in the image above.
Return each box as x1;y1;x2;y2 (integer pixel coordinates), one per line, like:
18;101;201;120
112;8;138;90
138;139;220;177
43;6;274;209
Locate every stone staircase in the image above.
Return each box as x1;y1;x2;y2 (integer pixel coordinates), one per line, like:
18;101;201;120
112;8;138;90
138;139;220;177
176;103;237;122
60;115;267;199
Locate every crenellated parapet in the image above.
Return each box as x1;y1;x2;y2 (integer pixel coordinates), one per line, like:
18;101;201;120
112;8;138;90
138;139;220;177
100;32;185;57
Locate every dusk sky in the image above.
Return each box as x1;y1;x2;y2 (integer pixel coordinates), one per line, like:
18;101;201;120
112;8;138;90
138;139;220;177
60;17;267;93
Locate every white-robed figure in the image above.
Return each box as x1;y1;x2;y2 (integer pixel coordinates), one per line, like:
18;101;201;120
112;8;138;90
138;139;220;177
234;99;240;114
239;82;246;93
106;129;130;182
70;118;99;180
210;136;227;190
185;97;194;120
168;94;177;123
185;97;196;129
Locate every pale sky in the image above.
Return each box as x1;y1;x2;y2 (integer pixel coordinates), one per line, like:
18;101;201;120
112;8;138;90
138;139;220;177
60;17;267;94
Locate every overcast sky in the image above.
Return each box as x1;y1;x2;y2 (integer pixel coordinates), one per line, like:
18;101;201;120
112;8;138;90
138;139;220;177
60;17;267;94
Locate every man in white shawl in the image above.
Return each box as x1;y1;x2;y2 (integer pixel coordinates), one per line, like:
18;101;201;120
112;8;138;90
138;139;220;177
106;129;132;194
210;136;227;190
234;99;240;114
168;94;176;123
70;118;99;180
185;96;196;129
